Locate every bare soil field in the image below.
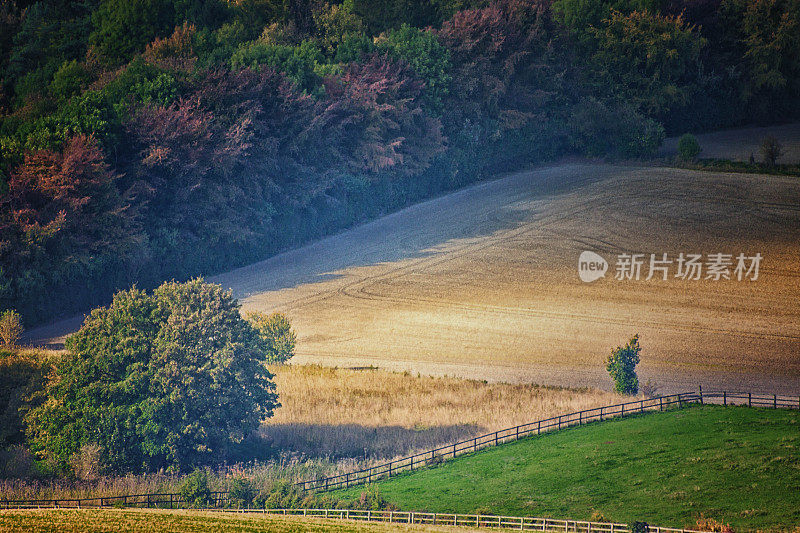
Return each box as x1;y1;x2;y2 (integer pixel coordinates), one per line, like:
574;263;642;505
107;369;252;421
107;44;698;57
24;128;800;395
215;163;800;394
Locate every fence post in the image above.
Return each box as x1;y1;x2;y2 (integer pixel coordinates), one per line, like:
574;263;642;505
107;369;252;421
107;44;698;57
579;411;582;425
495;432;499;446
699;385;703;404
724;391;727;406
538;420;541;434
600;407;603;421
774;395;777;408
640;400;644;413
659;397;663;411
748;392;751;406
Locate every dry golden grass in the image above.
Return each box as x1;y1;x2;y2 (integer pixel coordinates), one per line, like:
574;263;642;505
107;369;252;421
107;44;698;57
263;364;622;459
1;364;621;501
0;509;490;533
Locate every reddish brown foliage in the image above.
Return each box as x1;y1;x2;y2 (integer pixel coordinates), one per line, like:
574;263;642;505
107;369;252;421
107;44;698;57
0;135;138;270
437;0;563;139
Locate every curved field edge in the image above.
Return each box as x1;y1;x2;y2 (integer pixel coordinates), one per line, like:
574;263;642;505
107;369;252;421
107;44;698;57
0;508;488;533
332;405;800;531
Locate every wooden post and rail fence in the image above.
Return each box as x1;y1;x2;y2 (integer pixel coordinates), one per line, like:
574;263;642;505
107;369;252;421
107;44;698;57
1;390;797;515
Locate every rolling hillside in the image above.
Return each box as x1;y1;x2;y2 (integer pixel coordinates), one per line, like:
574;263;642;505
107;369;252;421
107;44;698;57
332;405;800;531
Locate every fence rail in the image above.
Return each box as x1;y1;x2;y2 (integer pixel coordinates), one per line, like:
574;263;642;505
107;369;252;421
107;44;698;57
293;390;800;492
2;390;797;511
206;508;708;533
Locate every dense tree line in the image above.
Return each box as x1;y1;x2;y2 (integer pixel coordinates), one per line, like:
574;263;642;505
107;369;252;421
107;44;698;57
1;0;798;325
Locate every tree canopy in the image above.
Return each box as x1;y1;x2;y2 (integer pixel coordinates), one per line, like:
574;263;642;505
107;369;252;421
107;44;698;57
26;279;279;473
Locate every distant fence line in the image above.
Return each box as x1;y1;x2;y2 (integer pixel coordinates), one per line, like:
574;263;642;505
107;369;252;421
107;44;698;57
1;390;798;511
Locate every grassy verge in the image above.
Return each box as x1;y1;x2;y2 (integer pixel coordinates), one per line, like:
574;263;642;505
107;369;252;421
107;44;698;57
0;509;484;533
333;405;800;531
664;158;800;176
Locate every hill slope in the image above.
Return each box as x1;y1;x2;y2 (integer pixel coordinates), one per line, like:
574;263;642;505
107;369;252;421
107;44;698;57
333;405;800;531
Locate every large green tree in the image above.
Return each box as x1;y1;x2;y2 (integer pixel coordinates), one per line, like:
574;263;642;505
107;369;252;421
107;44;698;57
27;279;279;473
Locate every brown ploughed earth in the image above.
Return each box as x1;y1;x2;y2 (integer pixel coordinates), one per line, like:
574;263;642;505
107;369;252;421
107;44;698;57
24;127;800;395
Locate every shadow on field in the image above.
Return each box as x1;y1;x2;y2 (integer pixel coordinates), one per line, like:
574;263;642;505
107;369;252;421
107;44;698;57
262;422;485;460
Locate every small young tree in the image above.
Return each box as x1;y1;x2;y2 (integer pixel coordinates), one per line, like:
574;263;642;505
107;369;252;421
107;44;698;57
760;136;783;166
677;133;701;161
245;312;297;364
606;334;641;395
0;309;23;348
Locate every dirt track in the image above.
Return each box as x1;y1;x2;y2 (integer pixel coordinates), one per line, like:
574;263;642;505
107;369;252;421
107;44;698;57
24;129;800;395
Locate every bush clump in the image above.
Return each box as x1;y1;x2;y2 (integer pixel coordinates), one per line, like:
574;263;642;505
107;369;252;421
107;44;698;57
180;469;213;508
760;136;783;166
606;334;641;395
677;133;701;160
228;477;257;508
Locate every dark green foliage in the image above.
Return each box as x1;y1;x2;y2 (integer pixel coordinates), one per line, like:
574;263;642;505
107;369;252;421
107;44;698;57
25;279;279;474
49;60;91;102
588;9;705;120
568;97;664;158
6;1;93;103
258;480;304;509
631;521;650;533
0;350;51;446
677;133;701;160
606;334;641;395
375;24;451;112
231;39;324;94
228;476;257;508
90;0;177;65
180;469;213;507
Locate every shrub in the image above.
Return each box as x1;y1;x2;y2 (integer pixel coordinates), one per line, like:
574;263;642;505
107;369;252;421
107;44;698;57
677;133;701;160
760;136;783;166
0;309;23;347
632;521;650;533
245;312;297;364
180;469;212;508
26;279;280;474
69;443;103;481
568;97;664;158
355;486;396;511
0;350;51;446
228;477;256;508
259;480;303;509
606;334;641;395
